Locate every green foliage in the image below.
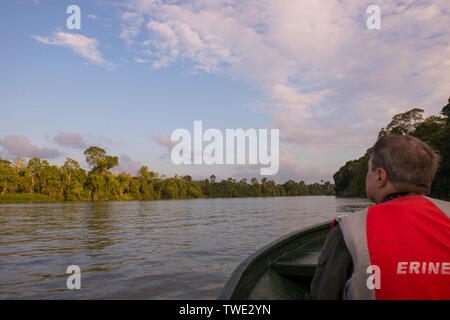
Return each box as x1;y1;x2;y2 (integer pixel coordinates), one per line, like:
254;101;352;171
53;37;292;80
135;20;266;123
378;108;424;138
0;193;54;203
0;146;335;203
333;150;370;197
334;97;450;200
84;146;119;173
441;97;450;122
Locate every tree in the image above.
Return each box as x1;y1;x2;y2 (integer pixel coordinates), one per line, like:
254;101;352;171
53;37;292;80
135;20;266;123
41;163;62;199
12;157;26;171
333;149;371;197
62;158;80;184
138;166;150;180
0;158;14;195
61;158;85;200
161;178;179;199
379;108;424;137
27;157;44;194
84;146;119;173
441;97;450;123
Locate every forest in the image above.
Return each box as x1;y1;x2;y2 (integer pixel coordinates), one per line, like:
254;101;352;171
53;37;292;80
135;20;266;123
0;146;335;202
333;97;450;200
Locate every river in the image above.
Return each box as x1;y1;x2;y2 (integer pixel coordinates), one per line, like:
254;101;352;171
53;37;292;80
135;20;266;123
0;196;371;299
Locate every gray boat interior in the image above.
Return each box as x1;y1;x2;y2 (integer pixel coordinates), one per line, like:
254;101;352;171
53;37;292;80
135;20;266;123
218;221;331;300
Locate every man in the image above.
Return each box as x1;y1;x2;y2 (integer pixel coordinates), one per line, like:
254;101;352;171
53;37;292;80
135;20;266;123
310;134;450;299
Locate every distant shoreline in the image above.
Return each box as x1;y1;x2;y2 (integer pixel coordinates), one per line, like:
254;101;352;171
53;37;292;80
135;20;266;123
0;193;342;204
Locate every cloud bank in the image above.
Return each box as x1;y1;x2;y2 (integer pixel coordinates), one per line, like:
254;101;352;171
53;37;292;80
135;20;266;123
0;136;61;159
53;132;87;149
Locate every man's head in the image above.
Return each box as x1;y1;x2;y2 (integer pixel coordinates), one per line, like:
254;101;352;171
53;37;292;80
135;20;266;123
366;134;440;203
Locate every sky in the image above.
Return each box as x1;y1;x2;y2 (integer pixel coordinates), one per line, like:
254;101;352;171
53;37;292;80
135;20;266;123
0;0;449;183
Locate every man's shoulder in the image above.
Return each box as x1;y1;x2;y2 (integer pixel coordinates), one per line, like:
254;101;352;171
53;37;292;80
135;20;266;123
335;207;370;223
423;196;450;218
378;195;450;218
423;195;450;205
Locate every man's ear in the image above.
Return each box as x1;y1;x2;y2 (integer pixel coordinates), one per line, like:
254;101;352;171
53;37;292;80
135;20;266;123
375;167;388;187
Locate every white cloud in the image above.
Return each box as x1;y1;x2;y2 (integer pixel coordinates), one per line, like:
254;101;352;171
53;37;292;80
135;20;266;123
120;11;144;45
266;84;331;120
31;31;116;70
134;57;148;63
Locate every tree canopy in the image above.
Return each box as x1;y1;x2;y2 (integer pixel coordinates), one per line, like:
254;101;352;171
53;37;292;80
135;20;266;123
84;146;119;172
0;146;335;202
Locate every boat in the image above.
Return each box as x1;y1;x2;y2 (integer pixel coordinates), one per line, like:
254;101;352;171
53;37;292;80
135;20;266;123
218;220;332;300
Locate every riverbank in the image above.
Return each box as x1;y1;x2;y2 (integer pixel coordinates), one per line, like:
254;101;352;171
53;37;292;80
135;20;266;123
0;193;56;203
0;193;339;204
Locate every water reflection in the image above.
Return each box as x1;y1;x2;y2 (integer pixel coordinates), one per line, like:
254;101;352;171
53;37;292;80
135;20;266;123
0;196;371;299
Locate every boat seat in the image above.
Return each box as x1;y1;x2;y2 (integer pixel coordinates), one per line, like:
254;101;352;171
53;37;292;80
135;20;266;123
271;249;321;277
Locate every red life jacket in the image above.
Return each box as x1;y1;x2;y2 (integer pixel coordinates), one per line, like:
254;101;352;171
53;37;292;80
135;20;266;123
336;195;450;300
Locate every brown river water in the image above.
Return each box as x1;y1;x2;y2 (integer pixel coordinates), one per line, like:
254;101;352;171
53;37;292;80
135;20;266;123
0;196;371;299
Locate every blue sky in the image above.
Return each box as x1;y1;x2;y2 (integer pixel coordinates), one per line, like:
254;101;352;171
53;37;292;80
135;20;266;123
1;0;449;183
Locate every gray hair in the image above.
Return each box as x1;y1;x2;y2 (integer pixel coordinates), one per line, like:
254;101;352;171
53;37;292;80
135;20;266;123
370;134;440;193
